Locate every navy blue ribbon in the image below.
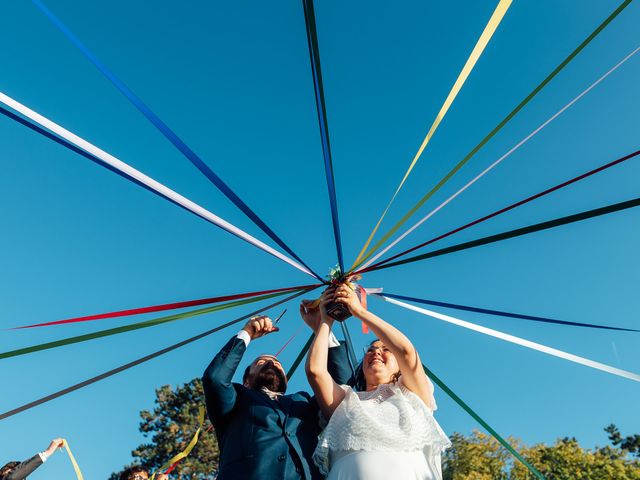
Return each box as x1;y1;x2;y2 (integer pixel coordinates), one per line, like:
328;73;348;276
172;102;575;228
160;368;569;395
382;293;639;332
33;0;322;281
302;0;345;274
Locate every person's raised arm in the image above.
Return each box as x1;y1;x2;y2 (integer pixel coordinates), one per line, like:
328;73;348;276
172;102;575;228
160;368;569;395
202;315;278;426
333;284;436;410
304;289;347;420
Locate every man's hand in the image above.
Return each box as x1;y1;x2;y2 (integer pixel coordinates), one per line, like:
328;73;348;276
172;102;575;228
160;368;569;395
242;315;279;340
44;438;64;456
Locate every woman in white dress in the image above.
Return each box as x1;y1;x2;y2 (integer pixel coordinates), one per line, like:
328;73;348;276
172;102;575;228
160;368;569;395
305;284;450;480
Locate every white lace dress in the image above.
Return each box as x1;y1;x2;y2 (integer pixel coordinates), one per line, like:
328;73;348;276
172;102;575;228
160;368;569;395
313;380;451;480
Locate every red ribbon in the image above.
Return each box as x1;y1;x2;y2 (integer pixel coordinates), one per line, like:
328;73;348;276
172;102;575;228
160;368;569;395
12;284;318;329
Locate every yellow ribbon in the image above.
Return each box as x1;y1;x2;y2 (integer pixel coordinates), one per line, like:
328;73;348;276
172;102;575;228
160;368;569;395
61;439;83;480
150;406;206;480
351;0;513;271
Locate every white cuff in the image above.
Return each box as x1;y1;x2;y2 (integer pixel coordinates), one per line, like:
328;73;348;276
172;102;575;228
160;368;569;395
327;331;340;348
38;452;48;463
236;330;251;347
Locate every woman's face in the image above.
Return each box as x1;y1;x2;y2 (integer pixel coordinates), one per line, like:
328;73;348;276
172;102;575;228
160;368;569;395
362;340;399;386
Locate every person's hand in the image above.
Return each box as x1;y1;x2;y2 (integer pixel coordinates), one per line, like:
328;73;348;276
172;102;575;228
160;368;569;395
44;438;64;456
242;315;279;340
300;299;322;331
333;283;364;317
156;474;169;480
319;287;336;322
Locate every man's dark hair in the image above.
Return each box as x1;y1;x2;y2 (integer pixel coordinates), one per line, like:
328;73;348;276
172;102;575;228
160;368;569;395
242;364;252;384
119;465;148;480
0;462;20;480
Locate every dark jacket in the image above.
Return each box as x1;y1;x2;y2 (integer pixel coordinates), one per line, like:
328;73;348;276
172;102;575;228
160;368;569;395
4;455;43;480
202;335;352;480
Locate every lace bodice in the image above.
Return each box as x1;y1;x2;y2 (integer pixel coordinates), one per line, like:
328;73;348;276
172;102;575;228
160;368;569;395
313;381;451;475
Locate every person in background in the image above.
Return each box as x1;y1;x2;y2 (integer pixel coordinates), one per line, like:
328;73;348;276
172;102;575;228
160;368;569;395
118;466;168;480
0;438;64;480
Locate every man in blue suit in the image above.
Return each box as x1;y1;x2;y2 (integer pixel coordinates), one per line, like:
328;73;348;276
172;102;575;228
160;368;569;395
202;301;352;480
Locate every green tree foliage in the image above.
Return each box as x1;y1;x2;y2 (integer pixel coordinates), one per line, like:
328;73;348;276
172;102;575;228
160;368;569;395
110;379;219;479
606;424;640;458
444;430;640;480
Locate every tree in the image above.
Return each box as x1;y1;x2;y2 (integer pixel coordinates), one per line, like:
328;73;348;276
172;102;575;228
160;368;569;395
110;379;219;479
606;425;640;458
444;430;640;480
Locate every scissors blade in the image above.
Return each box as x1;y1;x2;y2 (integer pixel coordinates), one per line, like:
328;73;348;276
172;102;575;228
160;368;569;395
274;309;287;325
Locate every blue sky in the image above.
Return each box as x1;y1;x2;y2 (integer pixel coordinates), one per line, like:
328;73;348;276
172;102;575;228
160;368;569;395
1;0;639;478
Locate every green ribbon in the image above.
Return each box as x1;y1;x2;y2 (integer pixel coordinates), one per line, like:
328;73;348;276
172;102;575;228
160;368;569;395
423;364;545;479
370;195;640;271
287;333;314;380
0;290;295;361
352;0;633;270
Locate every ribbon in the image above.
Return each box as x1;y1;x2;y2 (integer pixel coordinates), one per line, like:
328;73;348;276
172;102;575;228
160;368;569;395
352;0;513;269
0;290;295;361
361;147;640;272
359;46;640;270
61;439;84;480
351;0;634;271
302;0;345;273
287;333;314;380
379;294;640;382
421;365;544;479
0;93;315;279
12;284;316;329
367;195;640;272
150;407;205;480
32;0;322;282
382;292;639;332
0;287;317;421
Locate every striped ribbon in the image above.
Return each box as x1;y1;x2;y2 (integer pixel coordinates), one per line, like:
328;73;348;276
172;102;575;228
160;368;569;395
62;439;84;480
360;148;640;272
352;0;513;269
351;0;634;271
32;0;322;282
0;287;317;421
367;196;640;272
382;292;639;332
12;284;316;329
0;93;315;279
302;0;345;273
0;290;294;361
379;295;640;382
150;407;205;480
359;45;640;270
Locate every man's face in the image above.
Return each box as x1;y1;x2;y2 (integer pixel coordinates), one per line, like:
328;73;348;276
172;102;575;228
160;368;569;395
245;355;287;393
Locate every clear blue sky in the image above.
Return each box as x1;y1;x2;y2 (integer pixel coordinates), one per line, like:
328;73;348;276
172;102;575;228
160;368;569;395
1;0;639;478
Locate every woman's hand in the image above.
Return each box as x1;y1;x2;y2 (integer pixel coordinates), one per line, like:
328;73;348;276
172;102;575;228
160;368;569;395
319;287;336;323
333;283;364;317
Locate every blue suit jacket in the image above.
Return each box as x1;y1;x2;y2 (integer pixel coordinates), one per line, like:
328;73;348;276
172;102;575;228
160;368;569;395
202;335;352;480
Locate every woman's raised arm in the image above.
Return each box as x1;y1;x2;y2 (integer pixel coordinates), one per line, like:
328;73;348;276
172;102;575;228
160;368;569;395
304;289;347;419
333;284;436;410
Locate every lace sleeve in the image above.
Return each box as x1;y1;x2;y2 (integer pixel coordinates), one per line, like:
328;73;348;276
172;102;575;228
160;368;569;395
398;375;437;411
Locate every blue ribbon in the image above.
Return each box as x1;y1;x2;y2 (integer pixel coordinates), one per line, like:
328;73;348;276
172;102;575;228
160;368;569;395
382;293;639;332
32;0;322;281
302;0;345;274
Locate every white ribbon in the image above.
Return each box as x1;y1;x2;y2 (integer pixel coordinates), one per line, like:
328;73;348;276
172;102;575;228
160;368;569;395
0;91;314;278
361;45;640;270
378;294;640;382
